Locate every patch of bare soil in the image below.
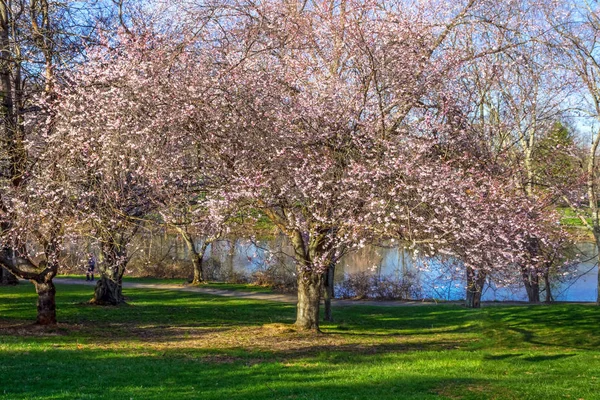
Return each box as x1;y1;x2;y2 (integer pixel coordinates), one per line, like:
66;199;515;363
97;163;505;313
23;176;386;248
0;318;472;365
0;320;82;337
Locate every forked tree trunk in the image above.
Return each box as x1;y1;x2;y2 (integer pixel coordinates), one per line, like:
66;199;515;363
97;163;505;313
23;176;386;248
522;267;541;303
92;242;127;306
0;230;61;323
323;262;335;322
465;266;486;309
296;269;324;331
0;249;59;325
465;287;482;309
33;279;56;325
182;234;210;285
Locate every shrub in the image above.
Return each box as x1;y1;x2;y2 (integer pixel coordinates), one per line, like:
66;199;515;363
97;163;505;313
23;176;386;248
336;271;421;300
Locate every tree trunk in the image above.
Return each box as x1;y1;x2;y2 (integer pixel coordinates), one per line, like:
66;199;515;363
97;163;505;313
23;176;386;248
92;275;124;305
33;279;56;325
597;241;600;306
544;271;553;304
191;250;205;284
323;261;335;322
521;238;541;303
587;124;600;305
295;269;324;331
183;234;209;285
91;240;127;305
522;267;540;303
465;266;486;309
593;233;600;305
0;266;17;285
465;287;482;309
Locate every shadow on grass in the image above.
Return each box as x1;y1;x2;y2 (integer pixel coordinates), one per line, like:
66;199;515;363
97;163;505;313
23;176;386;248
522;354;577;362
2;284;600;399
3;283;600;351
482;353;576;363
483;353;523;361
0;344;590;400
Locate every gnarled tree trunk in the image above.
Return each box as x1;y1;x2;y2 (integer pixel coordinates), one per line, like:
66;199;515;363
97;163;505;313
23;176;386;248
93;274;124;305
33;279;56;325
92;240;127;305
465;266;486;309
0;249;59;325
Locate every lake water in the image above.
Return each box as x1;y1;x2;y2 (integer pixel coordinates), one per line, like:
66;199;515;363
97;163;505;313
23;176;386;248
179;237;598;302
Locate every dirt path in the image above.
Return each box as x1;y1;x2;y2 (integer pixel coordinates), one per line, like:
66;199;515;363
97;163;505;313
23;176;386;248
55;278;591;307
53;278;437;307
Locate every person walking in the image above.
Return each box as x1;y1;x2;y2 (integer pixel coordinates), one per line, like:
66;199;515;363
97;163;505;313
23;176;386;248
86;254;96;281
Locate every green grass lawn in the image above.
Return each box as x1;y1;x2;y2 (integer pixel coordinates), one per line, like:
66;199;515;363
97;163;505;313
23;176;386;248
558;206;593;228
57;275;275;293
1;283;599;399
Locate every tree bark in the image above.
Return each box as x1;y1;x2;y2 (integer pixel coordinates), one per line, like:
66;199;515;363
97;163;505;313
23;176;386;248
182;233;210;285
191;247;206;284
295;268;324;331
93;275;124;305
323;261;335;322
0;248;59;324
465;266;486;309
0;266;17;285
521;267;540;303
587;123;600;305
521;238;541;303
544;271;553;304
91;239;127;305
33;279;56;325
288;228;330;332
596;235;600;306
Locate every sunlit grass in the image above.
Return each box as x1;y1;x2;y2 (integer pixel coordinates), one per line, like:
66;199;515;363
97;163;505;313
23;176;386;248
0;283;599;399
558;206;593;228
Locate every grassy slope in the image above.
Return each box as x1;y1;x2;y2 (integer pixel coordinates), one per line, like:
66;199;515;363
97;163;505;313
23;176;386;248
1;283;599;399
